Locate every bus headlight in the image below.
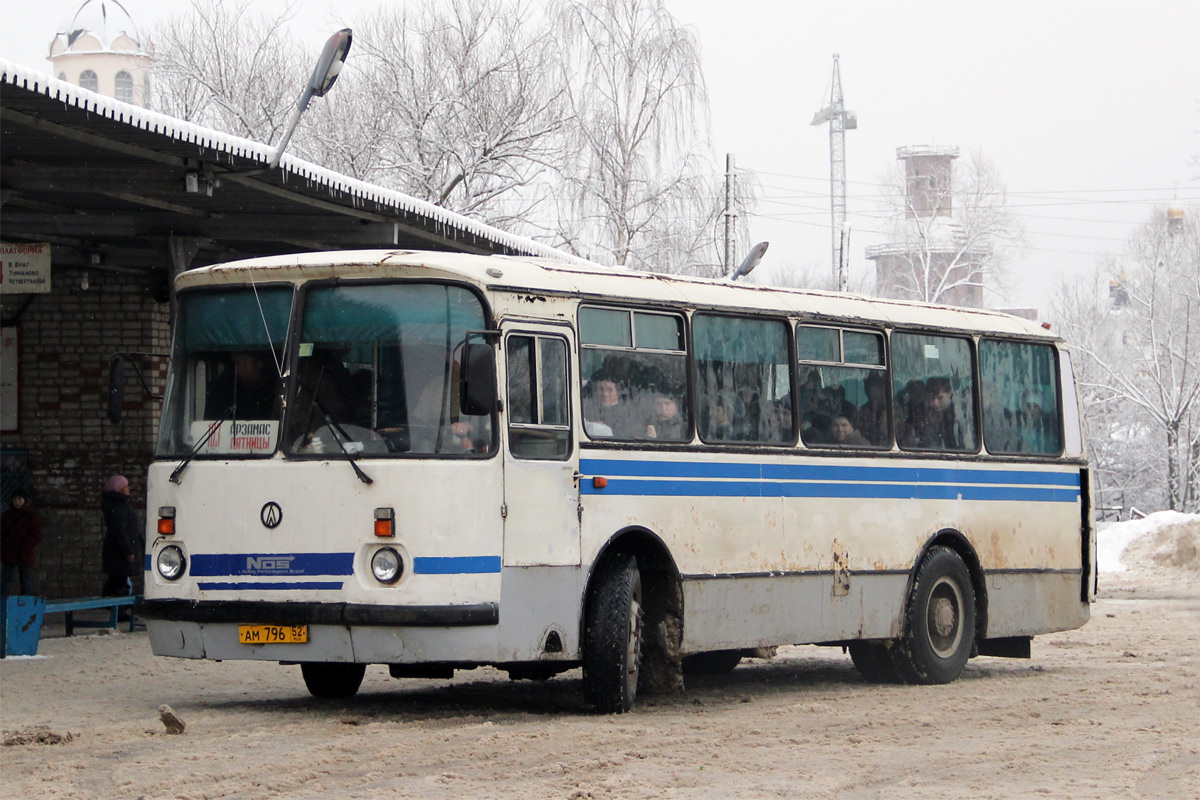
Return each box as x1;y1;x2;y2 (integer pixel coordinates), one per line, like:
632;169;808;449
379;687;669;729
157;545;187;581
371;547;403;584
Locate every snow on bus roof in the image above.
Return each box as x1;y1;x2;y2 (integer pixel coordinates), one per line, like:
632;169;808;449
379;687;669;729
180;249;1056;339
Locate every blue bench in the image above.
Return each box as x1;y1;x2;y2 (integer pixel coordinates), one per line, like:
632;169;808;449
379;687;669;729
44;596;140;636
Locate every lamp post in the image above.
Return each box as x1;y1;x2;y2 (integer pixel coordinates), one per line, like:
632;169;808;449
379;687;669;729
268;28;353;170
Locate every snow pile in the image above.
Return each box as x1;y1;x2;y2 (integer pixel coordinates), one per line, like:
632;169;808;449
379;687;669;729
1097;511;1200;573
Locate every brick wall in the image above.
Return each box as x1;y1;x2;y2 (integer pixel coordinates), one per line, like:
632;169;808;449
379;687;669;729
1;267;169;598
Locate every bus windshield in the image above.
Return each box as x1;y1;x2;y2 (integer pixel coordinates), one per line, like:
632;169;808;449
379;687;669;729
282;282;491;457
157;282;493;459
156;286;292;458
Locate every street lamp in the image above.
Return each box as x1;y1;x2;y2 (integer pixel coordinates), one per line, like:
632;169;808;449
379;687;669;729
268;28;353;170
728;242;769;281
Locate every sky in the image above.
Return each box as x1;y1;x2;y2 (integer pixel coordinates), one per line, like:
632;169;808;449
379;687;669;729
2;0;1197;313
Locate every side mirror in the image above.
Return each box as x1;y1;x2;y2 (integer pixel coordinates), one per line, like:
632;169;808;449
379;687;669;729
459;342;497;416
107;356;125;424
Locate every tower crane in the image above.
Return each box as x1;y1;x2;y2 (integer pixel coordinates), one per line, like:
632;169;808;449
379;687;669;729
811;54;857;289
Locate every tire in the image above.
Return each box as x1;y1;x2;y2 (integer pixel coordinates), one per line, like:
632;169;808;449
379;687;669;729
847;641;900;683
681;650;742;676
583;554;644;713
891;546;976;685
301;662;366;699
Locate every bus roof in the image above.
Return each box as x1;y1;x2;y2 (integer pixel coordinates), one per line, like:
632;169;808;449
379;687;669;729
176;249;1057;340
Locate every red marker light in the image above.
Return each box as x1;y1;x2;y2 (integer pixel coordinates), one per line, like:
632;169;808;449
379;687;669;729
592;477;608;490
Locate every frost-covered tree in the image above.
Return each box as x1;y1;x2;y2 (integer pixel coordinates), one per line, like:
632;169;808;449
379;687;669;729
1055;207;1200;513
151;0;306;144
869;148;1022;307
346;0;570;224
550;0;718;274
152;0;569;227
149;0;730;266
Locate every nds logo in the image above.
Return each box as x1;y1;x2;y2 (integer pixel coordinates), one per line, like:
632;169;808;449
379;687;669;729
246;555;295;573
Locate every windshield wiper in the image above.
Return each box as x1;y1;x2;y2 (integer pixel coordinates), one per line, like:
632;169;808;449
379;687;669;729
169;406;234;484
309;398;374;486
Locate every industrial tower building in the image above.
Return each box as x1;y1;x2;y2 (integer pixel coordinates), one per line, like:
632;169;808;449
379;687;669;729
866;145;988;308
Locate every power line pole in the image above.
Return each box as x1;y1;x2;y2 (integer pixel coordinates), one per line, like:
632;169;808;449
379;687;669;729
724;152;736;274
810;54;857;289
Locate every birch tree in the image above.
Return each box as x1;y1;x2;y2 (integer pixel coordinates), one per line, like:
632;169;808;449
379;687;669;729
1055;207;1200;513
550;0;718;274
873;149;1022;306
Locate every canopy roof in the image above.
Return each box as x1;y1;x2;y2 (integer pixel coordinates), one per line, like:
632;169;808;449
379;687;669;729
0;60;586;282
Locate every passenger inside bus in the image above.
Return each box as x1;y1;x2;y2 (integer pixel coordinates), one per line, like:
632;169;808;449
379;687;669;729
1016;390;1056;454
645;394;685;440
854;372;889;446
801;380;855;445
897;377;960;450
583;375;642;438
828;413;869;446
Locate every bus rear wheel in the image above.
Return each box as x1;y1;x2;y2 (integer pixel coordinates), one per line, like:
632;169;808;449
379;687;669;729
892;546;976;685
583;554;644;713
301;662;366;699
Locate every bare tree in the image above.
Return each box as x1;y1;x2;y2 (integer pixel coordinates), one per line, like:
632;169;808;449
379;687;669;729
870;149;1022;307
1055;207;1200;513
550;0;718;274
151;0;306;144
344;0;570;226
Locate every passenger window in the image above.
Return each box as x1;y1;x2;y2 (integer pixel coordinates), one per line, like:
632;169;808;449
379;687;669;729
507;335;571;459
579;307;688;441
694;315;792;444
891;332;977;452
844;331;885;366
797;325;889;448
796;326;840;362
980;340;1062;455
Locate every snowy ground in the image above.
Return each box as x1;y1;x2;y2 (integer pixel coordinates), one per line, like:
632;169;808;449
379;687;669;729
2;515;1197;799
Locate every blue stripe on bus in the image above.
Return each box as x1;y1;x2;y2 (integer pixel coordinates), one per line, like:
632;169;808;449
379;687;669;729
583;478;1077;503
190;553;354;578
581;458;1080;487
412;556;502;574
197;581;344;591
579;459;1080;503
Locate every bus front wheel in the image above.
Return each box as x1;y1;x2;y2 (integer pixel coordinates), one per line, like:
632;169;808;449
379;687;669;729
301;662;366;699
583;554;644;713
892;546;976;685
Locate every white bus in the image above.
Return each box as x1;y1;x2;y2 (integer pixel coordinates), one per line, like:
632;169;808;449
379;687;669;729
138;250;1093;712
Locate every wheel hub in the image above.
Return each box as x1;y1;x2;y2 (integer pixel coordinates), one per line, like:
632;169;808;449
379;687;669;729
932;597;956;637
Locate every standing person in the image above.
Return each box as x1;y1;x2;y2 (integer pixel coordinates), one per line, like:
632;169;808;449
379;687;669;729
1;490;44;596
101;475;143;598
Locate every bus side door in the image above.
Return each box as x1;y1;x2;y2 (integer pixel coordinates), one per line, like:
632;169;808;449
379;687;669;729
500;326;581;566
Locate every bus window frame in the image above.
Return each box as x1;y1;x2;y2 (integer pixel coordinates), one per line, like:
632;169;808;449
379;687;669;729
978;335;1066;458
889;327;982;456
578;304;691;444
158;282;297;460
692;310;797;447
505;331;575;461
795;322;891;451
282;277;498;460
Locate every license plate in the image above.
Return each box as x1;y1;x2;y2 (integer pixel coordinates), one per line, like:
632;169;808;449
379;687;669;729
238;625;308;644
